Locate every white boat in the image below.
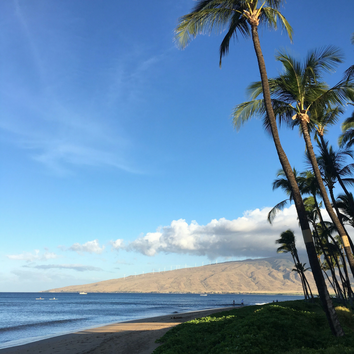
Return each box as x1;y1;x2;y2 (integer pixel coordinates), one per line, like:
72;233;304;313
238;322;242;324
200;294;207;296
49;298;58;300
36;297;44;300
79;292;87;295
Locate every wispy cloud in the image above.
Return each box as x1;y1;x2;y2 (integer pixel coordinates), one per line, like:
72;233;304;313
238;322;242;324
7;249;58;262
68;240;105;254
1;2;166;175
25;264;103;272
128;206;304;259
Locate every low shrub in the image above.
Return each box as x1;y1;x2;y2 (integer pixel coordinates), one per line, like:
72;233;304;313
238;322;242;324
153;300;354;354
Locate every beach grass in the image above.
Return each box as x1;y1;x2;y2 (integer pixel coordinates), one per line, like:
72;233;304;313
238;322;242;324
153;300;354;354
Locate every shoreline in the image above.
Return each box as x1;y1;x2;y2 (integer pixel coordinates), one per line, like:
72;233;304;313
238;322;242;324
0;306;236;354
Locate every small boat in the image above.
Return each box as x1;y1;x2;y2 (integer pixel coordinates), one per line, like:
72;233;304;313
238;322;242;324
79;292;87;295
49;298;58;300
36;297;44;300
200;294;207;296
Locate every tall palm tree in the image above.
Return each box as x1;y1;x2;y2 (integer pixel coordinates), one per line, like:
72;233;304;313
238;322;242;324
276;230;312;300
233;47;354;279
304;197;352;301
176;1;343;335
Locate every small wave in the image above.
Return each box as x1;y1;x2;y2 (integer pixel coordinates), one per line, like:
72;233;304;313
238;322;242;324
0;318;86;333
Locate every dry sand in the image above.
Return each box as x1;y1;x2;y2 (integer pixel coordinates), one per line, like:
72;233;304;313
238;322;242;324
0;307;236;354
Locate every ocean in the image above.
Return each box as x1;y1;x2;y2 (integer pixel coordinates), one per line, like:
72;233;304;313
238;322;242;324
0;292;304;350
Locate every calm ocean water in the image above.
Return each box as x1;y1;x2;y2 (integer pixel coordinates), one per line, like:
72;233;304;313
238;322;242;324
0;292;303;349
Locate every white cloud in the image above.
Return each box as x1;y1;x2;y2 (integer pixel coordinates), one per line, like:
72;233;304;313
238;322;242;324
110;238;124;251
7;249;58;262
128;206;305;259
68;240;105;254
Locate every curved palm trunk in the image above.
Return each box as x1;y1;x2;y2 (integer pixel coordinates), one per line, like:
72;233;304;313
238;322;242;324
323;269;339;298
293;252;312;299
328;184;352;241
291;251;309;299
312;224;345;301
250;24;343;336
304;275;314;299
300;119;354;280
313;196;352;298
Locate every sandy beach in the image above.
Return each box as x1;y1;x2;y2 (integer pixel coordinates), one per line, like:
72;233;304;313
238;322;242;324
0;307;235;354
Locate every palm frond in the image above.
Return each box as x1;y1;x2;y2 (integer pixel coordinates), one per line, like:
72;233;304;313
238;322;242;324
304;46;343;79
261;7;293;42
267;199;289;224
219;11;249;67
344;65;354;83
232;99;265;130
339;111;354;148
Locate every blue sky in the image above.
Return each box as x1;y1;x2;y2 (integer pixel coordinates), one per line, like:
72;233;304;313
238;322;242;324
0;0;353;292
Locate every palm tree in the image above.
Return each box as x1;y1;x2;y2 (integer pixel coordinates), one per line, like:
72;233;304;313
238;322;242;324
176;1;343;335
317;140;354;229
317;140;354;200
233;47;354;279
339;111;354;149
276;230;312;300
304;197;352;301
292;262;313;300
267;168;302;224
312;106;343;143
337;193;354;228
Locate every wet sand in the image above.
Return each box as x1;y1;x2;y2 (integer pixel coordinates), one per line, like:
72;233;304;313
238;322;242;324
0;307;236;354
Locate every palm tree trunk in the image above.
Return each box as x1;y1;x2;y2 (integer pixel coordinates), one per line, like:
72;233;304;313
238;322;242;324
312;225;345;301
323;269;338;298
250;24;343;337
293;250;312;299
304;275;314;299
292;253;309;299
313;197;352;298
300;119;354;280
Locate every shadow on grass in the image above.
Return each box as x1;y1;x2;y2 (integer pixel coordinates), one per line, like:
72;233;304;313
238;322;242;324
154;300;354;354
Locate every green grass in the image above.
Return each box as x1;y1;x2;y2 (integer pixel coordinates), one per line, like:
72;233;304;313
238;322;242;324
153;300;354;354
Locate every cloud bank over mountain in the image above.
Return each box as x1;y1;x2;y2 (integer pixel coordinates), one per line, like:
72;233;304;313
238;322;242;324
128;206;303;259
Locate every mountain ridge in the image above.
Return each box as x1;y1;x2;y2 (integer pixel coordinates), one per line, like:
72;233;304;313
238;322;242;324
44;256;321;295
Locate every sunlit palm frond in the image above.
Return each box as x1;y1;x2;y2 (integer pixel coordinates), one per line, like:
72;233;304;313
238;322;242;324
175;8;236;49
232;99;265;130
260;7;293;41
304;46;343;80
313;106;343;140
175;0;293;63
